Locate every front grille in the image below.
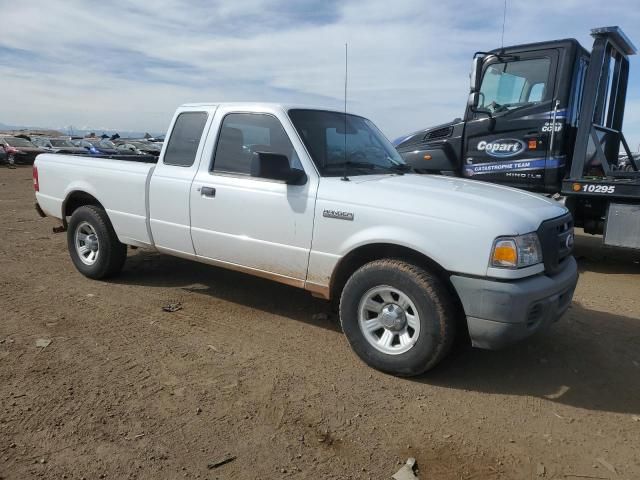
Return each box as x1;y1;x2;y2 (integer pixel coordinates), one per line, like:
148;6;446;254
537;213;574;276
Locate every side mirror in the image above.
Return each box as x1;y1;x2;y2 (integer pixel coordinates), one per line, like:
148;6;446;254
470;56;483;93
467;92;480;110
286;168;307;185
253;152;307;185
467;91;493;123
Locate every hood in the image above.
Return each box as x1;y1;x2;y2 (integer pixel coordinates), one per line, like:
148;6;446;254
319;174;567;235
394;119;462;149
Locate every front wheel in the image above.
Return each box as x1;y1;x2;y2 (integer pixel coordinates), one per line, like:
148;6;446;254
67;205;127;279
339;259;457;376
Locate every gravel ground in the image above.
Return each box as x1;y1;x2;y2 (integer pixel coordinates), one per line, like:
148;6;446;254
1;166;639;479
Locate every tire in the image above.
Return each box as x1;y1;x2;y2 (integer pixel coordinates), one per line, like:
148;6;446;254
67;205;127;279
339;259;457;376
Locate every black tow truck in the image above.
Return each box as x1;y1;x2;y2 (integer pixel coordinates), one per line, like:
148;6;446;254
395;26;640;250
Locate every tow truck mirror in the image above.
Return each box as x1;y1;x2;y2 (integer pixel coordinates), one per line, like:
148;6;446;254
470;56;483;93
253;152;307;185
468;92;480;110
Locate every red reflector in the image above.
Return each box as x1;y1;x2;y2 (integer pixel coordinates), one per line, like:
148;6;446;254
528;139;537;150
33;166;39;192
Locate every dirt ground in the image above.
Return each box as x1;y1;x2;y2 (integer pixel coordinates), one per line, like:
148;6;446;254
1;166;639;480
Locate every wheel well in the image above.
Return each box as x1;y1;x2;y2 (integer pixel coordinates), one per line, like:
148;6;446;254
62;191;104;227
330;243;465;322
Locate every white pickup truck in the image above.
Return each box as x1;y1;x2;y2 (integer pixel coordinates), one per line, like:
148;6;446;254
34;103;578;376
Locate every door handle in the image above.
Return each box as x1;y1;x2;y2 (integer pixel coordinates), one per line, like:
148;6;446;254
200;186;216;197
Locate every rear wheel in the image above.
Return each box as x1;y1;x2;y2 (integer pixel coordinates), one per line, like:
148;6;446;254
339;259;457;376
67;205;127;279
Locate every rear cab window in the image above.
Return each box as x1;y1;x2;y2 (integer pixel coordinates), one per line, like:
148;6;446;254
164;112;208;167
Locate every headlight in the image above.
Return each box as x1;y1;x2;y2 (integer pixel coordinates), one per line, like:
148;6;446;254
491;232;543;269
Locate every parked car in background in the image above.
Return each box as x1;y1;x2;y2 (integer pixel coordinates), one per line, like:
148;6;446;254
0;136;47;165
31;137;88;155
115;140;161;156
73;138;122;155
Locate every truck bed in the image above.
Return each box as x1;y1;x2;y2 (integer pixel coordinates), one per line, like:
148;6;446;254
35;153;156;247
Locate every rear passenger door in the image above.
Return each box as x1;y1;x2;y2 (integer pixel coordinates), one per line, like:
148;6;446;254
149;109;212;255
189;108;317;282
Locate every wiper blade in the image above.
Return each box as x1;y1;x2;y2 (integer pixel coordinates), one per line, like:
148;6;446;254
326;161;375;170
493;101;536;113
388;163;413;173
327;161;409;174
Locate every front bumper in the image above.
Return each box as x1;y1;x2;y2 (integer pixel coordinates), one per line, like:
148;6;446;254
450;256;578;350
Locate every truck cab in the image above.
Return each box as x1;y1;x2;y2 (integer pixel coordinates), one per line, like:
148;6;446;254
397;27;637;189
396;36;596;192
397;27;640;250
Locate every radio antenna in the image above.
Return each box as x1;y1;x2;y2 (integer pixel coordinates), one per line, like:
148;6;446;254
501;0;507;48
341;42;350;182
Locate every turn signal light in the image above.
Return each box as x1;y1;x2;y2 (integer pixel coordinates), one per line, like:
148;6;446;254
423;154;432;160
528;139;537;150
492;240;517;267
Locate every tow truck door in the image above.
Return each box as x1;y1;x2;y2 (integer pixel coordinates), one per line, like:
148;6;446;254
462;49;560;192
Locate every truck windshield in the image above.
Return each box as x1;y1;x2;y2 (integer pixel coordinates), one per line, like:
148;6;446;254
479;57;551;113
288;109;409;176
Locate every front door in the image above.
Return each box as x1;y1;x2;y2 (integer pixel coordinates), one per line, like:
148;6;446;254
189;109;316;282
462;49;560;192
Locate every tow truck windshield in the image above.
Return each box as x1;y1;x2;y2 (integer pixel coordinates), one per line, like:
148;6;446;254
288;109;409;177
479;57;551;114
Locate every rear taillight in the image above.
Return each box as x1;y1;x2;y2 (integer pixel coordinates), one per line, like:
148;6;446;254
33;166;39;192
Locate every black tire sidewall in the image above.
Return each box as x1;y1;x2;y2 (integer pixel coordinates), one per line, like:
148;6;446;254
340;262;449;376
67;206;124;279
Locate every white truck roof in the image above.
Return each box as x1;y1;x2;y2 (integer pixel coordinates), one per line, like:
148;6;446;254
179;102;350;115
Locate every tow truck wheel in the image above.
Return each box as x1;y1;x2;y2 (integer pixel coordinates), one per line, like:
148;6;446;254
339;259;456;376
67;205;127;279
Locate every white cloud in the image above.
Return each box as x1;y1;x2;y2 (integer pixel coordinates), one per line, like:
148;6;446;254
1;0;640;147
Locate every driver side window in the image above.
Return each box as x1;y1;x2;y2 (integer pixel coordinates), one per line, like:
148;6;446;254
211;113;302;176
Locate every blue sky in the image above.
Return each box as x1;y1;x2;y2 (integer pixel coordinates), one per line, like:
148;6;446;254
1;0;640;147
